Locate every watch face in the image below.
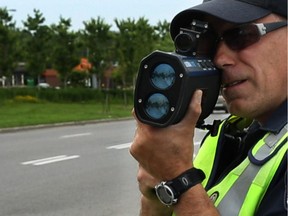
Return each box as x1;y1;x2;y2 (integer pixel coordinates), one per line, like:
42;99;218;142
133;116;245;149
155;183;176;205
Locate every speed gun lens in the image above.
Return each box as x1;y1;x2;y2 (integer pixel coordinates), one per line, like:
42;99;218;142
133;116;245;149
151;64;176;90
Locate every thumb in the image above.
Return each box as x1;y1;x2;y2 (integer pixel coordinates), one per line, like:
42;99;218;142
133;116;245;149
179;89;203;127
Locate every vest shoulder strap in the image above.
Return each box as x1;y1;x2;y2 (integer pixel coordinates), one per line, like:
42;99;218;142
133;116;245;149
214;124;287;216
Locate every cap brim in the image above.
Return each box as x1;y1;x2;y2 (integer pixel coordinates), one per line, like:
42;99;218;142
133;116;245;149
170;0;271;39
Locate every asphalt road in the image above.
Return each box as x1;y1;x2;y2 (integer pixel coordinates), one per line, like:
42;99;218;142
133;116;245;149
0;113;228;216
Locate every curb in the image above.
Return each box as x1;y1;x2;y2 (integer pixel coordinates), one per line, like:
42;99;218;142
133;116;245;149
0;117;134;133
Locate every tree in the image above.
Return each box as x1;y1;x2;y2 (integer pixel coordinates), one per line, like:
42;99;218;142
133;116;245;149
0;7;17;83
82;17;113;89
114;17;155;89
23;9;53;83
1;8;177;92
51;17;79;87
113;17;156;105
154;20;174;51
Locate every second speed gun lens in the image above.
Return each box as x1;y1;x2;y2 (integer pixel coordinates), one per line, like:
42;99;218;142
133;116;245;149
145;93;170;120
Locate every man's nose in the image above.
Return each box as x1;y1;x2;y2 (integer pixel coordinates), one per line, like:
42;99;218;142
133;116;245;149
213;41;236;69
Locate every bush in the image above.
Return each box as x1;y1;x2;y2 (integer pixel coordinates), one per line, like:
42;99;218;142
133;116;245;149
0;87;134;104
14;95;40;103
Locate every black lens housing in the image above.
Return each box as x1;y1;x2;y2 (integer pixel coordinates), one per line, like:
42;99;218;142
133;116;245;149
174;32;197;54
134;51;220;127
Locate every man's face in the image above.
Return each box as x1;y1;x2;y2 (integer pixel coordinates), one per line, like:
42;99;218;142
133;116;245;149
213;15;287;123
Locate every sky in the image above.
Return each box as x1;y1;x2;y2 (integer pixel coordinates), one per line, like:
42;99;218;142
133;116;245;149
1;0;203;31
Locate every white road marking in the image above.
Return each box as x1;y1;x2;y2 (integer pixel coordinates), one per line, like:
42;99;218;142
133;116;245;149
60;133;92;139
21;155;80;166
106;143;132;150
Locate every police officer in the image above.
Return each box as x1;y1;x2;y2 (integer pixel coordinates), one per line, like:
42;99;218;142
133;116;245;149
130;0;287;215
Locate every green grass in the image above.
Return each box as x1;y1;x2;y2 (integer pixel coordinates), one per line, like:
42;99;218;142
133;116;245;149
0;100;133;128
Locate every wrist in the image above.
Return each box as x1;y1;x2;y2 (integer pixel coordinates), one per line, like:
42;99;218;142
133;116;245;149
157;162;194;181
155;167;205;206
173;184;219;216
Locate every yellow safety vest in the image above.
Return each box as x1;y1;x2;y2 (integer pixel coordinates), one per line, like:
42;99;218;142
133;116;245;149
194;116;287;215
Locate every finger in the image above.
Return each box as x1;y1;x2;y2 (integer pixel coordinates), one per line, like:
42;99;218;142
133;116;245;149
137;166;158;199
179;89;203;127
132;107;144;126
137;165;159;186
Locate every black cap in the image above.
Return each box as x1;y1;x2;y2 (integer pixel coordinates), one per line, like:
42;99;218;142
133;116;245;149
171;0;287;39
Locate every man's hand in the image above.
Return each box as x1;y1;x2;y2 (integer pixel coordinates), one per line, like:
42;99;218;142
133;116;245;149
130;90;203;180
131;90;219;215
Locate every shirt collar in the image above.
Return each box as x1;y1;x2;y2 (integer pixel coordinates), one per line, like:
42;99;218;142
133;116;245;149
258;100;287;134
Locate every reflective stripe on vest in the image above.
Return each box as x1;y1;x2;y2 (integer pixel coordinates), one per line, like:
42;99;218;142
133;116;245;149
206;124;287;216
172;118;286;216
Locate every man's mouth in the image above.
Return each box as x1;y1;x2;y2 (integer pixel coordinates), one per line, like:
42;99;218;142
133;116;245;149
221;80;246;88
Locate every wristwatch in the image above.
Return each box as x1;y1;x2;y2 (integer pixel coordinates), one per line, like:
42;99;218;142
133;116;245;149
154;167;205;206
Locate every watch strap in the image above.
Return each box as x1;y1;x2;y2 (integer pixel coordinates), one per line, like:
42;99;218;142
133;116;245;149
167;167;206;199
